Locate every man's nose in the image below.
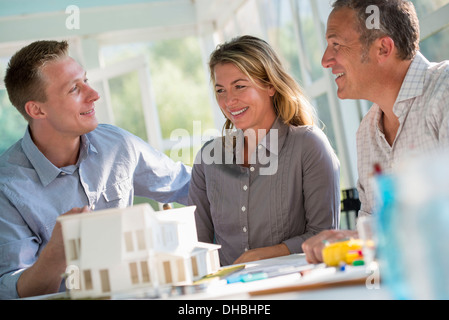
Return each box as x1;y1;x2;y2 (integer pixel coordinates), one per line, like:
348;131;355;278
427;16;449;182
86;84;100;102
321;46;335;69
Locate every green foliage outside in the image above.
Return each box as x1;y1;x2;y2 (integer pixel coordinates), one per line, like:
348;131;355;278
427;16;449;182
146;37;215;140
109;71;148;141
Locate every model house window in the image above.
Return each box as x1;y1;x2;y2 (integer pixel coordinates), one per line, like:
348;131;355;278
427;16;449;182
84;270;93;291
160;226;167;247
129;260;151;284
99;269;111;293
124;231;134;252
209;251;218;270
129;262;139;284
140;261;151;283
68;239;79;261
124;230;147;253
177;259;186;283
136;230;146;251
163;261;172;284
191;256;199;277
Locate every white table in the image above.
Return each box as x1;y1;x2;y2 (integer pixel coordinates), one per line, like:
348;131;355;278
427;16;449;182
160;254;393;300
21;254;392;301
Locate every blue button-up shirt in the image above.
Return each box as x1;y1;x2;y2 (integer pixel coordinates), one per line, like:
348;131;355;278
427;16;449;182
0;124;191;298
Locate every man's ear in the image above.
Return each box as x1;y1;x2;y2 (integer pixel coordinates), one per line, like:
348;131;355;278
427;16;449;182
24;101;46;120
375;36;395;62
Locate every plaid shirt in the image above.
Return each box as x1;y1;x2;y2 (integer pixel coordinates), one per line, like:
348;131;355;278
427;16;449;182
356;52;449;216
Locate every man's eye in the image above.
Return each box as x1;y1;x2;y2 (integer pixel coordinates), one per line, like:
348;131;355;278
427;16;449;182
69;86;78;93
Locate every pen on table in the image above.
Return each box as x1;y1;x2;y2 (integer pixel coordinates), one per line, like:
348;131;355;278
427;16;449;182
227;272;268;284
226;264;322;284
193;264;245;285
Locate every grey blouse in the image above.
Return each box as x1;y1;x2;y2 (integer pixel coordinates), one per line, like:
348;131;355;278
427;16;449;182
188;118;340;266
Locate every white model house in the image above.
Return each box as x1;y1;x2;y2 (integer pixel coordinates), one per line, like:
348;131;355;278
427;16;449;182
58;204;220;299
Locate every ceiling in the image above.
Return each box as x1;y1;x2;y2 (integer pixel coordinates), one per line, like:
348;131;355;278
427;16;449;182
0;0;247;48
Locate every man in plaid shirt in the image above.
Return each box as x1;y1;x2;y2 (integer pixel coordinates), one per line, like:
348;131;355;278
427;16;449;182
303;0;449;263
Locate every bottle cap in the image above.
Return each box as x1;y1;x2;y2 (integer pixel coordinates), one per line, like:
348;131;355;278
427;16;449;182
352;260;365;266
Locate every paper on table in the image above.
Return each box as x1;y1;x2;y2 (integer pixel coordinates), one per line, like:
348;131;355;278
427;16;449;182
249;265;370;296
225;254;318;280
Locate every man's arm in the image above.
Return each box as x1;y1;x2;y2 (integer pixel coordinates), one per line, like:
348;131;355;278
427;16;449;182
125;128;192;206
233;244;291;265
17;206;89;298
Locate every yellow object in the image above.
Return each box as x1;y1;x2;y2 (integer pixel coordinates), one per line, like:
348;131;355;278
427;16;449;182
193;264;245;285
322;239;363;266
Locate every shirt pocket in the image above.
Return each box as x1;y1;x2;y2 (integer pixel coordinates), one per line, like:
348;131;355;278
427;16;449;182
101;178;133;208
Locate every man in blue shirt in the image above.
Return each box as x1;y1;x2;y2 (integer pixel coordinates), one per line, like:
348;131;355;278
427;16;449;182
0;40;191;299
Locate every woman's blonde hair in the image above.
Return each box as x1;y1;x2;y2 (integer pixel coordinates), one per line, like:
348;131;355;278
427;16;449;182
209;35;317;131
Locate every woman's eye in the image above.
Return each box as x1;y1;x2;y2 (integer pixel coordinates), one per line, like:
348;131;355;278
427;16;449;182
69;86;78;93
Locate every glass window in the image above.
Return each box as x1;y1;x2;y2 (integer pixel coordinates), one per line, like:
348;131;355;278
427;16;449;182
262;0;303;84
100;36;215;167
411;0;449;17
108;71;148;141
295;0;324;83
411;0;449;64
221;0;264;40
222;19;239;41
235;0;264;39
0;56;28;155
313;93;337;152
0;88;27;155
146;37;215;141
420;26;449;62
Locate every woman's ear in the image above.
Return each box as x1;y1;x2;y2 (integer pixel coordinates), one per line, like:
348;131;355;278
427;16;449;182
24;101;46;120
268;85;276;97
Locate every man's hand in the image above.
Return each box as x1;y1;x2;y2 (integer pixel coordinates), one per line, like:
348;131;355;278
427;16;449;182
17;206;89;298
233;243;290;265
301;230;358;264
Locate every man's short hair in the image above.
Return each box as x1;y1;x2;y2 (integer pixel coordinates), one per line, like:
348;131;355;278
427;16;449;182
4;40;69;122
332;0;420;61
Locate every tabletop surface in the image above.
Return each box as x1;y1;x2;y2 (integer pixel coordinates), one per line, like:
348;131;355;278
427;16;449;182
21;254;393;300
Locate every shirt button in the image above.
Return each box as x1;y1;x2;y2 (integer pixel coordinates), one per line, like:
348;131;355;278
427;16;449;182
241;206;246;212
244;247;249;252
243;185;248;191
91;204;95;210
250;167;255;172
243;227;247;233
60;172;66;176
258;145;262;150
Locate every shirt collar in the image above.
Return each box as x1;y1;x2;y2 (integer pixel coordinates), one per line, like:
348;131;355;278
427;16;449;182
258;117;288;156
21;127;97;187
231;117;288;160
393;52;430;115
